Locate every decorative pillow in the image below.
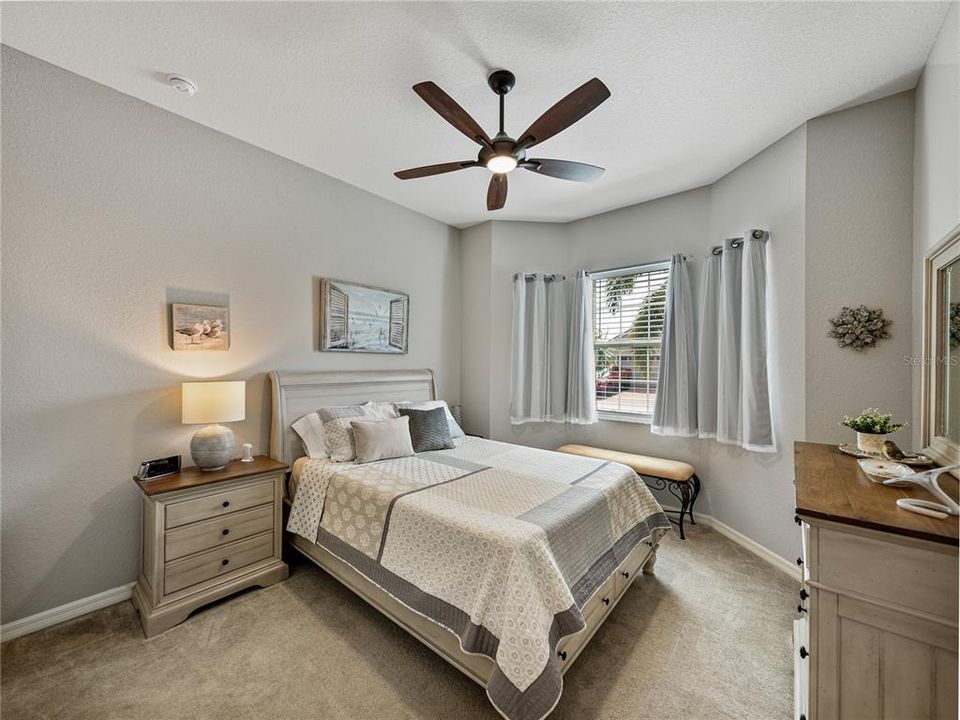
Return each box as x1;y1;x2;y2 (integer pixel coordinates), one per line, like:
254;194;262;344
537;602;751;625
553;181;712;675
399;407;454;452
393;400;465;439
316;405;371;462
351;416;415;463
291;412;327;459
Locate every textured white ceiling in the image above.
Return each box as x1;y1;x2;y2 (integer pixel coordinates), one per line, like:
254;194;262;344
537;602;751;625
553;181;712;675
1;2;951;227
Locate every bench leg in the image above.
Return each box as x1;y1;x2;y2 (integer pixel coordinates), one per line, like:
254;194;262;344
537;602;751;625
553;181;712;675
688;473;701;526
676;481;692;540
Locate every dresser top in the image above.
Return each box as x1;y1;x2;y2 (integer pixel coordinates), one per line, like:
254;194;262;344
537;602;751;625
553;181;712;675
133;456;287;496
794;442;959;545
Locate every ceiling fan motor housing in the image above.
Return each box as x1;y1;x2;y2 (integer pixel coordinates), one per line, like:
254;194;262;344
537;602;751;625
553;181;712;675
487;70;516;95
480;137;525;166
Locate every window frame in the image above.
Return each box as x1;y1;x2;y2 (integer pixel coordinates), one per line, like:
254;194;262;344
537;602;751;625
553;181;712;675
590;260;670;424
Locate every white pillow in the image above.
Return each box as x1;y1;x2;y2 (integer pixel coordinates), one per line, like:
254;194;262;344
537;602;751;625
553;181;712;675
362;401;400;419
393;400;465;439
292;412;327;459
351;416;414;463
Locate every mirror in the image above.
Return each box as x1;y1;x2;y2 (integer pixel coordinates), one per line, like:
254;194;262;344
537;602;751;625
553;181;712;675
923;224;960;467
944;257;959;444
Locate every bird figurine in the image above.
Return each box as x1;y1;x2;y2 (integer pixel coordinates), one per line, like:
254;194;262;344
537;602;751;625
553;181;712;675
882;440;906;461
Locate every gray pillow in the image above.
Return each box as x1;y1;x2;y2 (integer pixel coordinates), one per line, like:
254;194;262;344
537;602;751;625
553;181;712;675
393;400;465;439
399;407;455;452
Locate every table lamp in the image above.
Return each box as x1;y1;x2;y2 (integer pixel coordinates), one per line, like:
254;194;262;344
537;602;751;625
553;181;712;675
182;380;246;471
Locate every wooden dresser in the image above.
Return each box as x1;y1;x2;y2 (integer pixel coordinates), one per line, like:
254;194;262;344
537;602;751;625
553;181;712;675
131;456;288;637
794;442;958;720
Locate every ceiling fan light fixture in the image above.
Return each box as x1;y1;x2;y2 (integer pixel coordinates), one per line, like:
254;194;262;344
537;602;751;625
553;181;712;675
395;72;610;209
486;154;518;174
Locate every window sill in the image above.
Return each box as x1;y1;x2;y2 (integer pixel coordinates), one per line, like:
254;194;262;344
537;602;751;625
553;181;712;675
597;411;652;425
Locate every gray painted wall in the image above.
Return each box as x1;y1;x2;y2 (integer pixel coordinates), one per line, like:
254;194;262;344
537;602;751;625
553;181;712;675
805;92;915;447
459;222;493;439
0;48;461;623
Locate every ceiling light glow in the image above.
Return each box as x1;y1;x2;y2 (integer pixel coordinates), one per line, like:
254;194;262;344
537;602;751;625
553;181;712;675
486;154;518;174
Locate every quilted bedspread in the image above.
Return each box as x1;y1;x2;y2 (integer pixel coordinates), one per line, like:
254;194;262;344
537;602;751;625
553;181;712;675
287;437;670;720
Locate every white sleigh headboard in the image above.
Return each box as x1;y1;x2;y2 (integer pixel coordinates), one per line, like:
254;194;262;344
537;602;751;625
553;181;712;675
268;369;436;467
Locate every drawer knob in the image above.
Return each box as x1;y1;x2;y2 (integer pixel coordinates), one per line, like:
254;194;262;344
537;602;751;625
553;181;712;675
558;650;567;661
797;605;807;614
221;559;229;567
799;588;809;601
222;501;230;508
621;571;630;579
222;529;230;536
796;557;803;567
799;646;809;659
602;597;610;606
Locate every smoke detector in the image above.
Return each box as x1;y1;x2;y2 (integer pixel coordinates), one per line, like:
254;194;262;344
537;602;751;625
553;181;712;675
166;75;197;96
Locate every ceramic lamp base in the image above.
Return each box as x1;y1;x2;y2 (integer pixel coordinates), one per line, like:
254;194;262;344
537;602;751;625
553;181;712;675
190;424;237;471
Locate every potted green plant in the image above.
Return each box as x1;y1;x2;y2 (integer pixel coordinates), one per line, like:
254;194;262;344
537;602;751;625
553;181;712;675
840;408;905;456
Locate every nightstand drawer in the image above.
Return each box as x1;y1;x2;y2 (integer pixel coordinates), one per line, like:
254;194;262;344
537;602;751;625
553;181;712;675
165;504;274;560
165;480;274;529
164;531;273;594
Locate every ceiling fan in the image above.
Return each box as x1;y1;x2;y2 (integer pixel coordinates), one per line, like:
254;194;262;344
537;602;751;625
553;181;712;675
394;70;611;211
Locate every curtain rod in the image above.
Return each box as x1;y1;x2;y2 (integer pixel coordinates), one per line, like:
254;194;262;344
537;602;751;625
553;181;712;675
711;228;770;255
512;273;566;281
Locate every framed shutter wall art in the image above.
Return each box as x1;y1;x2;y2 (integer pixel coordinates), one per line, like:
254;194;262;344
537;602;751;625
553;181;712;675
320;279;409;354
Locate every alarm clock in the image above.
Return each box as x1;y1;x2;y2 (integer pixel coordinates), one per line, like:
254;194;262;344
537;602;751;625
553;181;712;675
137;454;181;480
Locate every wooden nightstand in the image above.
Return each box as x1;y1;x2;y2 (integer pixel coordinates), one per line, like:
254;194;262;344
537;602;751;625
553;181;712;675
131;456;288;637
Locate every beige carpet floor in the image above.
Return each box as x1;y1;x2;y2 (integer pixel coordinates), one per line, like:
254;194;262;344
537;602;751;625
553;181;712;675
1;524;797;720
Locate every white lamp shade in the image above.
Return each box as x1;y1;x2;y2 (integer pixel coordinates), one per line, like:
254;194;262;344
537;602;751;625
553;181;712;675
182;381;246;425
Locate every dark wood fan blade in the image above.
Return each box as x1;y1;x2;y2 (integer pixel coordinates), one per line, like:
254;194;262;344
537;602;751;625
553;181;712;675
522;159;604;182
487;173;507;211
413;82;492;147
516;78;610;150
394;161;477;180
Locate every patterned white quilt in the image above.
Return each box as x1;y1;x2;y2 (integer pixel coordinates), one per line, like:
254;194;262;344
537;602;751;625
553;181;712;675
287;438;670;720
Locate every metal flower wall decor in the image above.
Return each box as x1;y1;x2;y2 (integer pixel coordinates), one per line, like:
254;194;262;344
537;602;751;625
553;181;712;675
827;305;891;351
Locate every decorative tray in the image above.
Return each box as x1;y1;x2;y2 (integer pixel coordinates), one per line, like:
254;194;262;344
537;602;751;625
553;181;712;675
838;443;934;467
857;458;914;483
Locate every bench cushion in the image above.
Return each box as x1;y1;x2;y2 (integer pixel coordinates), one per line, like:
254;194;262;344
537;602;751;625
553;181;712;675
557;444;695;482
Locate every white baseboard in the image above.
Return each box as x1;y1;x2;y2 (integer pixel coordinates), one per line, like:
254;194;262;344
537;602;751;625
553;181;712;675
1;582;136;642
660;505;801;581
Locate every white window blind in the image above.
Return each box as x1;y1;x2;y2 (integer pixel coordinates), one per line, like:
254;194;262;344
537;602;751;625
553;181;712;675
592;262;670;417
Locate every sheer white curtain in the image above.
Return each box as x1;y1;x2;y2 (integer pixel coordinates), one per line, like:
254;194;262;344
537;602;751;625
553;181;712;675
566;271;598;424
697;253;721;437
511;272;597;424
697;232;775;452
652;255;698;436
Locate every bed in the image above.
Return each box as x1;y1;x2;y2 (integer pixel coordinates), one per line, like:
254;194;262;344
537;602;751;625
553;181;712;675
269;369;670;720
